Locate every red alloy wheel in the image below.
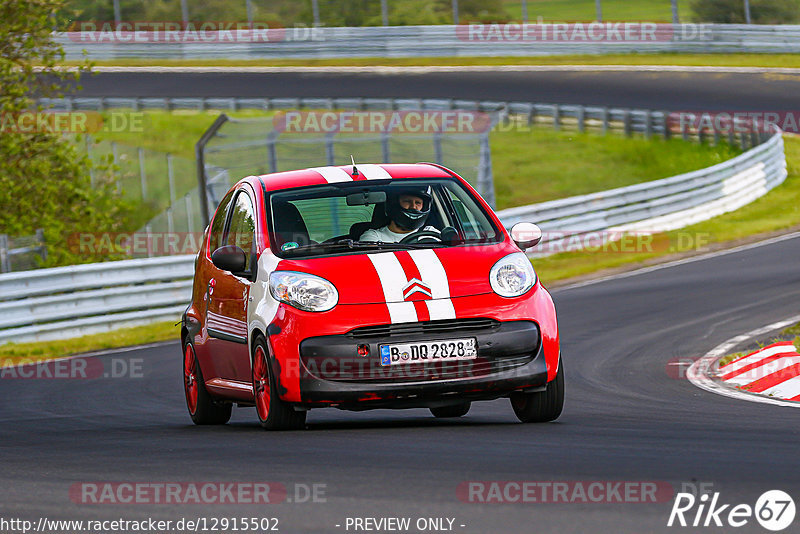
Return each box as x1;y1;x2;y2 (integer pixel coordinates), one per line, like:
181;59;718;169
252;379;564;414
253;345;271;422
183;344;198;415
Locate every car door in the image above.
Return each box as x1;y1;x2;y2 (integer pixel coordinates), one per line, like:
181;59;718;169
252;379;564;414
206;188;257;384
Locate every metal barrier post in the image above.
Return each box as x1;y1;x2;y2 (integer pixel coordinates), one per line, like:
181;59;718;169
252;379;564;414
195;113;229;226
138;147;147;200
0;235;9;273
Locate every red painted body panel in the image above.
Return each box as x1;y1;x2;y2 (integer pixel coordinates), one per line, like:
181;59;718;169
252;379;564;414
184;164;561;408
265;284;558;403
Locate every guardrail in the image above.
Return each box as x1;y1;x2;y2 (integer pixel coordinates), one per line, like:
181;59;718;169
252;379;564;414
0;129;786;344
0;255;194;344
6;93;788;344
56;24;800;60
41;96;744;146
497;129;787;254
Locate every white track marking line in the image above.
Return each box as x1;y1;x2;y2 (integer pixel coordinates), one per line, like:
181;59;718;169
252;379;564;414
67;66;800;75
687;314;800;408
555;230;800;293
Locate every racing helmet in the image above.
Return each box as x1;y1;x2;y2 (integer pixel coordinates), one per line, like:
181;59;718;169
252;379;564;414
385;186;433;231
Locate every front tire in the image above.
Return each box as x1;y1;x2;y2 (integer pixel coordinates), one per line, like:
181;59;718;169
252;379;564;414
183;342;232;425
510;358;564;423
252;336;306;430
430;402;471;418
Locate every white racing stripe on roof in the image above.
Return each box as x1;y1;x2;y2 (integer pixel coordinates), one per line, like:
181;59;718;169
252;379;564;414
310;166;353;183
358;164;392;180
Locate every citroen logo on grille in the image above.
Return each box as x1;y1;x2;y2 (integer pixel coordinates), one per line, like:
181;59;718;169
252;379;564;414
402;278;433;301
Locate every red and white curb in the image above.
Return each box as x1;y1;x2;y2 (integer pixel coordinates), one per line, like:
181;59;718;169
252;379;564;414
687;314;800;408
718;341;800;399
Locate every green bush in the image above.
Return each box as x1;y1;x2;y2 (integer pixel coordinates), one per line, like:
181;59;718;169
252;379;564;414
1;0;136;267
691;0;800;24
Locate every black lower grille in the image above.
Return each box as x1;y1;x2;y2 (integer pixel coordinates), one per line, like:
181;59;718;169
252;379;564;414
346;318;499;339
301;319;540;384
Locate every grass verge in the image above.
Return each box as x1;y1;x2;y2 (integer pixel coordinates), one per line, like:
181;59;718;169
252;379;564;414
93;110;740;210
65;53;800;69
0;321;179;366
16;123;794;362
533;135;800;283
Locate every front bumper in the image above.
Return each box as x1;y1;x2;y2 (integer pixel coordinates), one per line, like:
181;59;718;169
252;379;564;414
296;319;547;408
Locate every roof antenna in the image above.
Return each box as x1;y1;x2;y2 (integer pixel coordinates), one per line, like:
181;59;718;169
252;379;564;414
350;155;359;176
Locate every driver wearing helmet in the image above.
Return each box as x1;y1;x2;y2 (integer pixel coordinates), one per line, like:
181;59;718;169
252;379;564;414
360;187;440;243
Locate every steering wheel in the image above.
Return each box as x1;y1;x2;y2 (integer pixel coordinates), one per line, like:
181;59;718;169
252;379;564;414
400;230;442;244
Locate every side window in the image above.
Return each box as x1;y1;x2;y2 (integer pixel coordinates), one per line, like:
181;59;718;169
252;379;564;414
209;189;235;253
225;192;256;271
445;184;496;241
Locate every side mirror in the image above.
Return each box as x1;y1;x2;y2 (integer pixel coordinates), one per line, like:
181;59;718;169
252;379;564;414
211;245;247;273
510;222;542;250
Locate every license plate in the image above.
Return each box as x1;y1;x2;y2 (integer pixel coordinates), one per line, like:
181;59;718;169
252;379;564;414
379;338;477;366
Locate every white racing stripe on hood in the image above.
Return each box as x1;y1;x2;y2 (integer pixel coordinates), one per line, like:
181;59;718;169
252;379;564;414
310;166;353;183
408;249;456;320
358;164;392;180
367;252;417;324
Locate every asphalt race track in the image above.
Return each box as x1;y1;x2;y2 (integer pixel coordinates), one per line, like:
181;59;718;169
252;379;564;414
3;234;800;533
4;68;800;533
70;68;800;111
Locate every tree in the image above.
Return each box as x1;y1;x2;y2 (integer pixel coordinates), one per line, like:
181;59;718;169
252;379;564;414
691;0;800;24
0;0;133;266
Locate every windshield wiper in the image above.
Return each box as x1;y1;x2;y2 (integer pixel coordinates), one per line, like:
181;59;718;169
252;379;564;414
283;239;444;255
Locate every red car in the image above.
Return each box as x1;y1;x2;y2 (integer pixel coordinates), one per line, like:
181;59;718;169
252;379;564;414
181;163;563;430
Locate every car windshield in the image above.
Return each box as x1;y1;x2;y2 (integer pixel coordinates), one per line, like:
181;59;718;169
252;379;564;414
268;178;501;257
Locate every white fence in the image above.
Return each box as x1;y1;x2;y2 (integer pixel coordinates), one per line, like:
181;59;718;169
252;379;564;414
0;127;787;344
57;24;800;60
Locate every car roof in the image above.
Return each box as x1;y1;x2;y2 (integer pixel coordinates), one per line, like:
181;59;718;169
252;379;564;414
251;163;458;192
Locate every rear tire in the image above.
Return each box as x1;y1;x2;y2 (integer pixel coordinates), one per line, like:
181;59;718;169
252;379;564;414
183;342;232;425
430;402;471;418
252;336;306;431
510;358;564;423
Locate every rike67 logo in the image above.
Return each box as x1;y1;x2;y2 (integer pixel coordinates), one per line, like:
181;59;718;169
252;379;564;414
668;489;795;531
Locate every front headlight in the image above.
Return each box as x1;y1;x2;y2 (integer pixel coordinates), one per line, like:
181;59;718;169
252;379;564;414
489;252;537;297
269;271;338;312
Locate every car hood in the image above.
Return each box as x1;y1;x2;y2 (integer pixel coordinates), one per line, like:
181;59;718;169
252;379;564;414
275;244;516;305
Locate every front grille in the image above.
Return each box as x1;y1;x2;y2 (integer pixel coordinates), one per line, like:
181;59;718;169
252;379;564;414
327;353;533;383
346;318;500;339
